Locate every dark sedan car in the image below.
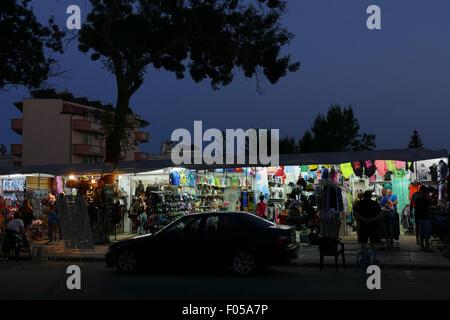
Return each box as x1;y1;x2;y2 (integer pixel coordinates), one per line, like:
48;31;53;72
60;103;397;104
106;211;299;275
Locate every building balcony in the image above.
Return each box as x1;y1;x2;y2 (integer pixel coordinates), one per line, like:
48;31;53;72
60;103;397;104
135;152;150;161
11;119;23;135
72;119;105;134
135;131;150;143
11;144;22;156
72;144;106;157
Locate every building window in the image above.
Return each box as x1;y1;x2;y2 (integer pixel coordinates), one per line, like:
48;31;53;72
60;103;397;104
83;133;94;145
82;157;94;164
85;113;93;121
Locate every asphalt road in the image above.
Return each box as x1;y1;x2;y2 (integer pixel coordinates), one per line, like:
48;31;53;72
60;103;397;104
0;261;449;300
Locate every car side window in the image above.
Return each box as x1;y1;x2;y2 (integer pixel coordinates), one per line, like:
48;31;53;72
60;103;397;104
222;216;248;233
202;216;220;234
201;215;248;234
164;216;201;238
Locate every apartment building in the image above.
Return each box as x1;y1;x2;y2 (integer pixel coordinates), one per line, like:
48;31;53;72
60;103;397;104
10;90;150;166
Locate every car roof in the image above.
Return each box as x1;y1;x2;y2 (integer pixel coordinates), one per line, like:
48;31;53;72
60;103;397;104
184;211;252;218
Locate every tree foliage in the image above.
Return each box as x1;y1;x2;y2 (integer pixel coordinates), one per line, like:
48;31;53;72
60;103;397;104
298;105;376;153
78;0;300;163
279;135;298;154
408;129;424;149
0;0;64;89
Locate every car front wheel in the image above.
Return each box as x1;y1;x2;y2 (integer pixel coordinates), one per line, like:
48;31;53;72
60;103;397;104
232;250;256;275
116;250;137;274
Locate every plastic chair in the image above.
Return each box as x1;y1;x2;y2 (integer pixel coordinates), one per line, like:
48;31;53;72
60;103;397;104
319;237;346;271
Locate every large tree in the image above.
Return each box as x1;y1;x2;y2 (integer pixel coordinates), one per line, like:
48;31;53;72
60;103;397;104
298;105;376;153
408;129;424;149
78;0;300;163
0;0;64;89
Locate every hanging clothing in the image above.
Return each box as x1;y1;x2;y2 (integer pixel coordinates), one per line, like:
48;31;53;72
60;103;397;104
378;209;400;241
395;161;406;169
170;172;181;186
363;160;376;177
439;161;448;180
429;165;438;182
375;160;388;177
409;184;420;200
329;167;338;183
393;169;406;179
322;167;329;180
341;189;349;214
392;178;411;217
138;213;148;234
300;165;309;172
401;206;413;231
386;160;397;171
351;161;364;177
417;163;428;180
256;201;267;218
407;162;414;172
384;171;392;181
340;163;355;179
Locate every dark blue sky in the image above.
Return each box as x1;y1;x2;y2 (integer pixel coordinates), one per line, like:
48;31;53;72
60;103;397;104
2;0;450;154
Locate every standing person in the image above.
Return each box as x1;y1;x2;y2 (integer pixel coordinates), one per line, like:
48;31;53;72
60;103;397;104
380;189;398;248
256;195;267;219
381;189;398;212
47;205;58;243
414;186;432;251
20;199;34;229
353;191;364;232
354;191;383;250
410;186;423;245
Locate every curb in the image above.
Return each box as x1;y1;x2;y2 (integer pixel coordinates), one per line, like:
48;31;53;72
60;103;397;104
0;256;106;263
45;256;106;263
291;261;450;271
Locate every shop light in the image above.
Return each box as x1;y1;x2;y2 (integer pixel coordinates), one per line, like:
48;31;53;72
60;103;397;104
118;175;122;179
91;179;96;184
8;174;24;178
69;175;75;180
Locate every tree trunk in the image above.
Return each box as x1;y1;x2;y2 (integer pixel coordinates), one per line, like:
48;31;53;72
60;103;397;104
104;89;130;164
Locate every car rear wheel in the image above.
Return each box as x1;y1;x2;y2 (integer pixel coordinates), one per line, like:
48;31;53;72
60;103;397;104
232;250;256;275
116;250;137;274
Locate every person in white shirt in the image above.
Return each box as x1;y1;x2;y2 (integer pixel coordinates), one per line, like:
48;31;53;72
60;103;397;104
6;212;24;233
3;212;25;256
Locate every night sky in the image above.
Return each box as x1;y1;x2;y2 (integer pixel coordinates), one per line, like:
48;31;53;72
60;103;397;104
1;0;449;155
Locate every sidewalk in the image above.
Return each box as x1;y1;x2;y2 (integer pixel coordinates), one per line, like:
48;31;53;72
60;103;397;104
0;233;135;263
293;234;450;270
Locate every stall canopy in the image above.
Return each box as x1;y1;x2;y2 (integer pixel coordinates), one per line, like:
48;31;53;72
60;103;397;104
0;148;447;176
